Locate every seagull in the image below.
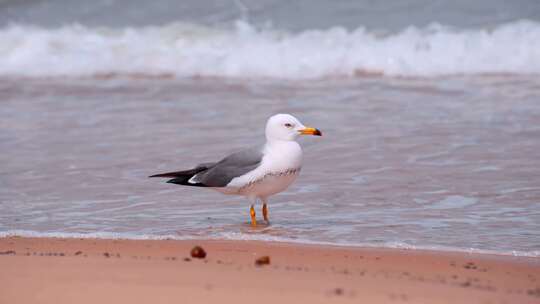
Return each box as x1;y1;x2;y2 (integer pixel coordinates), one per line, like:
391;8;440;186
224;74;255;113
149;114;322;226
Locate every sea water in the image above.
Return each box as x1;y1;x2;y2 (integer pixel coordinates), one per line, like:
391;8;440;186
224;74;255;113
0;0;539;256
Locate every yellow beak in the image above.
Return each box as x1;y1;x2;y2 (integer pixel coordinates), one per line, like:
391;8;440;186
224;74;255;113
298;127;322;136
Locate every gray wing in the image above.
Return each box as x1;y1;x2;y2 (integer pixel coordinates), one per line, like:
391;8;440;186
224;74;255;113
194;147;263;187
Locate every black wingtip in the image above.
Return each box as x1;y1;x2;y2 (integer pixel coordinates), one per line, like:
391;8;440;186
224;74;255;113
148;172;184;178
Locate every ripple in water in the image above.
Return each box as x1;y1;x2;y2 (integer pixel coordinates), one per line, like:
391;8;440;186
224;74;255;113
0;76;539;256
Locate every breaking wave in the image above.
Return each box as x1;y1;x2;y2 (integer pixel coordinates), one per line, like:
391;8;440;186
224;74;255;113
0;20;539;78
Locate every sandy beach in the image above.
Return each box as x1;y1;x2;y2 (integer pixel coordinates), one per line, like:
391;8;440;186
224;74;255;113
1;237;538;304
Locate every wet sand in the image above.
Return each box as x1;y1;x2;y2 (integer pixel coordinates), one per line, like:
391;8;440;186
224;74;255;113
1;237;539;303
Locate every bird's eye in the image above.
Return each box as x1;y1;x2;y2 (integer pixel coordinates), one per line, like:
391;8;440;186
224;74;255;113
284;123;293;128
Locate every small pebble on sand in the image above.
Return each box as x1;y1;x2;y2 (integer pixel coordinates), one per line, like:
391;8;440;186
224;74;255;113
255;256;271;266
190;246;206;259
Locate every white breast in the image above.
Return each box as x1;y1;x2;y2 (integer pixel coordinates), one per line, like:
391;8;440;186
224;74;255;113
225;141;303;197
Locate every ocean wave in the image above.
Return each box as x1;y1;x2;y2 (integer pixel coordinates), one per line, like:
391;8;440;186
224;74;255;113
0;20;539;78
1;230;539;258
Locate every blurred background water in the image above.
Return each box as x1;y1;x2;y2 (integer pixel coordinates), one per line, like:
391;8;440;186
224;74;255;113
1;0;539;31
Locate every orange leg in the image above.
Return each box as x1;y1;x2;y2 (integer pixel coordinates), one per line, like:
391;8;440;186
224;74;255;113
262;203;269;222
250;204;257;227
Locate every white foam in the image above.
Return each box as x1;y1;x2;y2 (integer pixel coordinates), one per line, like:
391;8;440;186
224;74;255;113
0;230;187;241
0;20;539;78
1;230;538;257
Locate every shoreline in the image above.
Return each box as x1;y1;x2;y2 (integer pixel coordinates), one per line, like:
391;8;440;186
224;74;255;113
1;231;538;258
1;237;539;303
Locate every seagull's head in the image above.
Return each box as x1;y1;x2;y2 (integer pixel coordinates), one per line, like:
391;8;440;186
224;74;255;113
265;113;322;142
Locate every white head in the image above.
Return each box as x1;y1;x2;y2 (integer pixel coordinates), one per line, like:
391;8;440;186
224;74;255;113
265;113;322;142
